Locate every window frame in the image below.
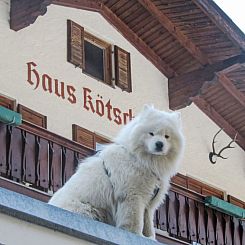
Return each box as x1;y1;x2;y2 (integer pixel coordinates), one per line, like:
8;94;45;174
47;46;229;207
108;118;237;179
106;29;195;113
83;32;113;87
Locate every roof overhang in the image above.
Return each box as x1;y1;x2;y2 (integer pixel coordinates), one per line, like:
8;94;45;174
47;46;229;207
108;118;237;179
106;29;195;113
9;0;245;150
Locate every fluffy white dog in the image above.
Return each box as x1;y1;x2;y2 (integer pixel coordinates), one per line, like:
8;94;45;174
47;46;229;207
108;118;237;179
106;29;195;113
49;105;184;238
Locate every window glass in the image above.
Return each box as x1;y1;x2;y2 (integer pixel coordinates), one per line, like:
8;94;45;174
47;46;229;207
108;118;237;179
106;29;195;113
84;40;104;81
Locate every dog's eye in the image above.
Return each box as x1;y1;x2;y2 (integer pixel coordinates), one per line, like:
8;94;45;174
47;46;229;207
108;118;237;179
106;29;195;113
165;135;170;139
149;132;154;136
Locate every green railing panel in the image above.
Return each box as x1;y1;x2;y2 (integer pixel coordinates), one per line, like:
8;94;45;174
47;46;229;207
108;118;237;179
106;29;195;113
0;106;22;126
205;196;245;218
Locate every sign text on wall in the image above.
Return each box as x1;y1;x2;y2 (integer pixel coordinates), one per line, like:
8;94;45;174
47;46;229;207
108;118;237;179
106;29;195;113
26;62;133;125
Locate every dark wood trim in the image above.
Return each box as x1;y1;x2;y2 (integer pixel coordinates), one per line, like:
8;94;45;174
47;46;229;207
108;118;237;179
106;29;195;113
156;233;189;245
67;19;85;69
72;124;110;150
72;124;95;149
53;0;102;12
20;121;94;155
171;173;225;200
84;31;112;86
100;4;175;78
10;0;52;31
192;0;245;51
137;0;208;66
18;104;47;128
170;183;204;202
192;96;245;150
114;46;132;93
94;133;111;145
217;72;245;107
227;195;245;209
0;94;16;110
169;54;245;110
0;177;50;202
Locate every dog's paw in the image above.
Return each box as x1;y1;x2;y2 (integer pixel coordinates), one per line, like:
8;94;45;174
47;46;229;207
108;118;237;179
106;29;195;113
147;235;156;241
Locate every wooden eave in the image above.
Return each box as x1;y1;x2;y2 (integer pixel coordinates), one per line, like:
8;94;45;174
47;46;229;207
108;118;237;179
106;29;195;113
9;0;245;150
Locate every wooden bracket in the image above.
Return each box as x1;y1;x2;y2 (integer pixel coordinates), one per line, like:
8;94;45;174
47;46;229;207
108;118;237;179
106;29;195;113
10;0;52;31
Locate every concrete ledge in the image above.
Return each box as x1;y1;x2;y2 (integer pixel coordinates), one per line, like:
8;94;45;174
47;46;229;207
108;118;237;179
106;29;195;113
0;187;162;245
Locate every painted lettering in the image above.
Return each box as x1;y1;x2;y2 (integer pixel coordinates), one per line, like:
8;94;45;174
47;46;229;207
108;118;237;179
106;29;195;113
42;74;53;93
83;87;95;113
113;108;122;125
27;62;40;89
54;79;65;99
67;85;76;104
96;95;104;117
26;61;133;126
123;109;133;124
105;100;112;121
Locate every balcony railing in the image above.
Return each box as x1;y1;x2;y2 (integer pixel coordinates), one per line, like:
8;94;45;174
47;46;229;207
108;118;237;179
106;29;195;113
0;122;244;245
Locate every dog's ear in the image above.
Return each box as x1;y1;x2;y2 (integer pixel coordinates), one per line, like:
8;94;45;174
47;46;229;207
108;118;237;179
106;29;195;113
171;111;182;128
143;104;154;112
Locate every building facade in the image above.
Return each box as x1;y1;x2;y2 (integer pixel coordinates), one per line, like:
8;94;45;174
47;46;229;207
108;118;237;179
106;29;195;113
0;0;244;244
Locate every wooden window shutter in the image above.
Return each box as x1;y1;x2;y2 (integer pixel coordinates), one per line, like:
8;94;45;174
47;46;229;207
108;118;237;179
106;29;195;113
18;104;47;128
114;46;132;92
171;173;188;188
72;125;111;149
227;195;245;209
72;124;95;149
187;177;225;199
67;20;84;69
0;94;16;110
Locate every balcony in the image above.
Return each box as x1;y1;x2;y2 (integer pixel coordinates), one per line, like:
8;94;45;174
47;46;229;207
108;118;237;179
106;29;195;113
0;122;244;245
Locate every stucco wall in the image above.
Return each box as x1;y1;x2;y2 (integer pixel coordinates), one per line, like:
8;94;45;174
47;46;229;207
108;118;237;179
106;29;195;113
0;213;93;245
0;1;168;140
180;104;245;200
0;1;244;200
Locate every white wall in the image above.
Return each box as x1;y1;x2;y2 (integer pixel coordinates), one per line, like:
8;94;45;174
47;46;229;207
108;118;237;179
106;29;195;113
0;213;94;245
0;1;168;140
0;0;244;200
180;104;245;200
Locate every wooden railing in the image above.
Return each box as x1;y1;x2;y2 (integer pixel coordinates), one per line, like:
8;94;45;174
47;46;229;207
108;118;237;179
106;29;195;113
155;185;245;245
0;122;94;197
0;123;244;244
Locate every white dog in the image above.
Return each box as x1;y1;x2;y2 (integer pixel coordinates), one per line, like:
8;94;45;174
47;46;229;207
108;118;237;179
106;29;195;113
49;105;184;238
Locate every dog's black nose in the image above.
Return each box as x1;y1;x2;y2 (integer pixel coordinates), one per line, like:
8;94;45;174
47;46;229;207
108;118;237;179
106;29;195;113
155;141;163;151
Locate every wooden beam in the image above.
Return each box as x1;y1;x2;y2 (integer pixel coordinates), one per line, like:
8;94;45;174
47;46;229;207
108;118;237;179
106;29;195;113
0;177;50;202
10;0;52;31
192;0;245;51
52;0;102;12
217;72;245;108
137;0;209;66
101;4;175;77
192;96;245;150
169;54;245;110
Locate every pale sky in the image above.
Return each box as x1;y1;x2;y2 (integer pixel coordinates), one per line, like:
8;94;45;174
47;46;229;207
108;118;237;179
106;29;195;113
214;0;245;33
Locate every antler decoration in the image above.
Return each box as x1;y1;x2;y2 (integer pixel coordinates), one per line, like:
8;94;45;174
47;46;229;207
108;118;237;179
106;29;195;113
209;129;237;164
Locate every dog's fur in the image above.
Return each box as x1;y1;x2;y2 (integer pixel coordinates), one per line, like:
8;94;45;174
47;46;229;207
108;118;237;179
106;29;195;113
49;105;184;238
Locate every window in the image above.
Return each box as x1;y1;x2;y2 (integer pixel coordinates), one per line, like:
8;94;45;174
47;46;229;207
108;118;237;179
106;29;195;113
84;40;104;81
83;31;112;85
67;20;132;92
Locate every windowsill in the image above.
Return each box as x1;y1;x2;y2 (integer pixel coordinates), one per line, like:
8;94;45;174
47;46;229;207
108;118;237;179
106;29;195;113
0;187;162;245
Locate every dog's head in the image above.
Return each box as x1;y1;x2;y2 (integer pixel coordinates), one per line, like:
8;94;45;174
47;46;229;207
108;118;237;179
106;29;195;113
116;105;184;160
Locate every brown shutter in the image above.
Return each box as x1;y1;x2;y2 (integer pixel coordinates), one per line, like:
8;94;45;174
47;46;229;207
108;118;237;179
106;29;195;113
228;195;245;208
72;124;95;149
95;133;111;145
114;46;132;92
187;177;225;199
0;94;16;110
67;20;84;69
18;104;47;128
72;125;111;149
